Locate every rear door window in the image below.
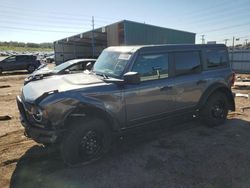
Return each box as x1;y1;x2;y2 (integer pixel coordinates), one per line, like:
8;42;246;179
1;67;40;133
206;49;228;68
28;56;36;61
16;56;28;62
174;51;201;76
68;63;83;71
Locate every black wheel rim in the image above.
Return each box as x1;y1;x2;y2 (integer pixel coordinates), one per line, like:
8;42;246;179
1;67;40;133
79;130;102;159
211;100;226;119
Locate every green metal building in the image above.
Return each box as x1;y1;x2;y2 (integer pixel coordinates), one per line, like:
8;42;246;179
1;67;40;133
54;20;195;64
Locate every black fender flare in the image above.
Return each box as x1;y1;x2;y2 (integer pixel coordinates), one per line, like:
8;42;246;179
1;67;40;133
197;83;235;111
63;102;120;132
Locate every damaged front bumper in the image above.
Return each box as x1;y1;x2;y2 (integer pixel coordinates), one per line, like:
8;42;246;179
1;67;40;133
16;95;63;144
24;126;59;144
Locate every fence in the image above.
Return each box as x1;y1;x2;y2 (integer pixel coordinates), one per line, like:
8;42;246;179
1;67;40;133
229;50;250;73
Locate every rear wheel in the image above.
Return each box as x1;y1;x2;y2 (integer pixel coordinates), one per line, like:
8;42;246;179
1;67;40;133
201;92;229;127
27;65;36;73
61;118;111;166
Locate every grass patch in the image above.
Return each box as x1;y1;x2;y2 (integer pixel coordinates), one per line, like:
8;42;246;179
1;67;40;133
0;46;52;52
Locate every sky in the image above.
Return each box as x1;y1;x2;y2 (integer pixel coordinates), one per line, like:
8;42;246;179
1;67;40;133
0;0;250;46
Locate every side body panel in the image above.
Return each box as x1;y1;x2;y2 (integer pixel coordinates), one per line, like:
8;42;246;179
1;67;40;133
124;77;176;127
39;83;126;130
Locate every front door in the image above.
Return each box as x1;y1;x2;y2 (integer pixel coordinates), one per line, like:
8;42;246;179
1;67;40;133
16;56;29;70
124;52;176;127
2;56;16;71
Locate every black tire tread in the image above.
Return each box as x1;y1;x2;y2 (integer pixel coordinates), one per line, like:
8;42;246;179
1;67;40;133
61;118;111;166
201;92;229;127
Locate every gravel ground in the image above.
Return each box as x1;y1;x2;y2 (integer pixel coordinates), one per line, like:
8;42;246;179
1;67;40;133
0;72;250;188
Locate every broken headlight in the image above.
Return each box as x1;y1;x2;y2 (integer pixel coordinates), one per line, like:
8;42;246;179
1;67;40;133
31;106;43;123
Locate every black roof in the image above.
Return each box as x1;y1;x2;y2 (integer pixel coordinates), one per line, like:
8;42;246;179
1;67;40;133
106;44;227;53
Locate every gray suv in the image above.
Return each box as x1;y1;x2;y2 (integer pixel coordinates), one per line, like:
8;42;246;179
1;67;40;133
17;44;235;165
0;55;41;73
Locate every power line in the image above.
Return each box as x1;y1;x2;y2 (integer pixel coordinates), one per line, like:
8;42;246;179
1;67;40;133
1;1;249;36
0;11;108;26
188;10;250;31
198;20;250;34
0;0;228;23
0;20;91;30
0;26;81;33
187;0;249;17
182;2;250;26
1;2;117;22
0;4;114;24
0;9;93;23
1;0;250;28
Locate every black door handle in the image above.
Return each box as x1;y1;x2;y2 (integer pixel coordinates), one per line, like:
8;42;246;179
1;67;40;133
160;86;173;91
197;80;207;85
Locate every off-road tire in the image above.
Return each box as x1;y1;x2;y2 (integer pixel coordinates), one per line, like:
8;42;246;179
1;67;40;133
201;92;229;127
61;118;111;166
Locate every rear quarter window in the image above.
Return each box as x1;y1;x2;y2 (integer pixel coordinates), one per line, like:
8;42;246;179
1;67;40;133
16;56;28;62
205;49;228;69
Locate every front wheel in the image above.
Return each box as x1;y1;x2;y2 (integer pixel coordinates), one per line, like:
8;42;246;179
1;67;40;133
61;118;111;166
201;92;229;127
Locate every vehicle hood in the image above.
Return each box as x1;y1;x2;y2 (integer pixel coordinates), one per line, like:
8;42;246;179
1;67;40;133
22;73;105;102
0;57;8;62
24;66;54;84
32;66;52;75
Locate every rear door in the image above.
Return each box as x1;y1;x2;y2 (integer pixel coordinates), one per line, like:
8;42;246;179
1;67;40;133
124;52;176;127
171;50;205;110
16;56;29;70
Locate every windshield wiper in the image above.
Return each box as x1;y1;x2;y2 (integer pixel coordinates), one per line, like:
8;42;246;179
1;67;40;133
102;74;109;79
94;72;109;79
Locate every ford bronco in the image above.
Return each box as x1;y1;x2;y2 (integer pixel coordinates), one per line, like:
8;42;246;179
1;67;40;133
17;44;235;165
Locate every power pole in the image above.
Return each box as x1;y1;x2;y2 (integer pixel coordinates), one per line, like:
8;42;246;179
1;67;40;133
224;39;229;46
232;37;240;49
231;37;239;64
91;16;95;58
245;39;248;48
232;36;235;49
201;35;205;44
231;36;235;64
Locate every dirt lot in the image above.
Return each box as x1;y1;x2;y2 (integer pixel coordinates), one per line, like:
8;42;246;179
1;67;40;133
0;72;250;188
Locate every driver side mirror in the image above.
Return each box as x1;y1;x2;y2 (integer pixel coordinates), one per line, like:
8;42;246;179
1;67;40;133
124;72;140;84
86;62;93;70
64;69;70;74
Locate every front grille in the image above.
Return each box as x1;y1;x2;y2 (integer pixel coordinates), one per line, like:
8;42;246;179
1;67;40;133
17;96;48;129
16;96;30;127
16;96;26;118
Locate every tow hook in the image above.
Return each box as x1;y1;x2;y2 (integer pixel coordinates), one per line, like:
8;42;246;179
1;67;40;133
24;130;30;138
